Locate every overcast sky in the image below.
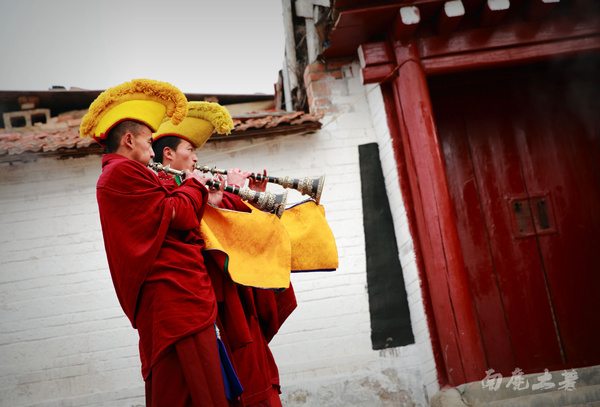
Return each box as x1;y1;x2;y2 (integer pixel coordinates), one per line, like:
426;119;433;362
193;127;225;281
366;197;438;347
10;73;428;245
0;0;286;95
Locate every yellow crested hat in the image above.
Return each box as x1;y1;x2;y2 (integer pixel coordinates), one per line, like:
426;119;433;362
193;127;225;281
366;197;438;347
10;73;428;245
152;101;234;149
79;79;188;146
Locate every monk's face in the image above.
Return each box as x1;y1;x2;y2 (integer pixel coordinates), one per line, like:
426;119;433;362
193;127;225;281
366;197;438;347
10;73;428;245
130;127;155;165
170;139;198;171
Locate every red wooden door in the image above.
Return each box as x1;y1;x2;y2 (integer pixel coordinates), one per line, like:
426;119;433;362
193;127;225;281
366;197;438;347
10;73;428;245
431;61;600;376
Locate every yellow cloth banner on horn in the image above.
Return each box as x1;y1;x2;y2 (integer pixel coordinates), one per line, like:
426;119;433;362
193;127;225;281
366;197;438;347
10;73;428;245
200;203;292;289
280;200;338;272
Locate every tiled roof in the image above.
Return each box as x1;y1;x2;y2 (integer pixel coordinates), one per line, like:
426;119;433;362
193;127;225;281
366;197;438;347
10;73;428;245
0;109;323;163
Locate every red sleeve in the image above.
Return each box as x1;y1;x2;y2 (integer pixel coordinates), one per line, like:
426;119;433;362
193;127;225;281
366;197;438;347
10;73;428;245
96;155;208;327
168;178;207;230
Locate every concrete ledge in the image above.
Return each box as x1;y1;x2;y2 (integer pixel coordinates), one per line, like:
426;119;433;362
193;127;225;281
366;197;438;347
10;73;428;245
431;387;468;407
431;365;600;407
484;384;600;407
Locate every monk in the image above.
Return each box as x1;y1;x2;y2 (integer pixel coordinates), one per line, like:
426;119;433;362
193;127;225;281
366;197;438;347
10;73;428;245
151;101;297;407
80;80;231;406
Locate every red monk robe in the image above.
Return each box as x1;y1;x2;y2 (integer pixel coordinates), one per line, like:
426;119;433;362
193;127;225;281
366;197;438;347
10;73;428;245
159;176;297;407
96;154;223;392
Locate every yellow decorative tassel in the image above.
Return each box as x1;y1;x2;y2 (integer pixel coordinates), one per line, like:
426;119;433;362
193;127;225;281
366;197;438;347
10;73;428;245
162;101;234;135
187;101;234;135
80;79;188;140
153;101;235;149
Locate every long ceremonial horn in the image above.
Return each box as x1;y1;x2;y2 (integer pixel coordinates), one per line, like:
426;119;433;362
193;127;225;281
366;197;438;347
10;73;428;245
195;164;325;205
148;161;288;217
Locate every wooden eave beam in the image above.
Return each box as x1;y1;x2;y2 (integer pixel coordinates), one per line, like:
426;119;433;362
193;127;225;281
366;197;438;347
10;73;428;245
358;41;395;67
418;14;600;59
358;41;397;84
360;63;397;84
421;35;600;75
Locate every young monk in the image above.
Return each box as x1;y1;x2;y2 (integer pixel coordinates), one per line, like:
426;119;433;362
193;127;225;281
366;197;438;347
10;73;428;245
80;80;231;406
151;101;297;407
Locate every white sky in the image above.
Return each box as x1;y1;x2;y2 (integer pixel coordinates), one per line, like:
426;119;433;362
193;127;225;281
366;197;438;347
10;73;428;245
0;0;286;95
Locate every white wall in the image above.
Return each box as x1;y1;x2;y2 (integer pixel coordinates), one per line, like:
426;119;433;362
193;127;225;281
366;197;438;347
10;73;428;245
0;155;144;407
0;63;438;406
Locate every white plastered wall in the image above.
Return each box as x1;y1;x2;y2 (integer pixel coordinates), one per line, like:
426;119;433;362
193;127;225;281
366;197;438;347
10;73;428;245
0;156;145;407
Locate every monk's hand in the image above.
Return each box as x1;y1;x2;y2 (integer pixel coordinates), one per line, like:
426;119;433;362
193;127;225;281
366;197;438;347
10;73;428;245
249;169;267;192
227;168;251;189
207;174;224;206
185;170;211;188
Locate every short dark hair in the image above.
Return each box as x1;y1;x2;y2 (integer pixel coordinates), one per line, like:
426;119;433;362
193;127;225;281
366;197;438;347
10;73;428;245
103;120;148;154
152;136;184;164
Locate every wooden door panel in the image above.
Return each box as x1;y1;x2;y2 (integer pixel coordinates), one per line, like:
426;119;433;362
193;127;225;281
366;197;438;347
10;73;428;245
513;95;600;366
461;97;563;371
434;63;600;374
437;105;515;375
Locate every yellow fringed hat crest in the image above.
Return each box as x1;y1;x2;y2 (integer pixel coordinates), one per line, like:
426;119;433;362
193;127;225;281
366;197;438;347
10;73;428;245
79;79;188;146
153;101;234;148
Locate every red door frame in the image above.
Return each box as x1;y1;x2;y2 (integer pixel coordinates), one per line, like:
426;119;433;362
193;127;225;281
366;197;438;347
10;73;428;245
369;15;600;387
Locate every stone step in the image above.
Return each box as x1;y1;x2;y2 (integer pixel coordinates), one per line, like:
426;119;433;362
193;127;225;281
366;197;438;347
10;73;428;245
483;384;600;407
431;365;600;407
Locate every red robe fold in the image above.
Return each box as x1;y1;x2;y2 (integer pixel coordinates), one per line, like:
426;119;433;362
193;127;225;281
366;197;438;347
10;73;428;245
97;154;218;379
159;176;298;406
213;193;297;406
